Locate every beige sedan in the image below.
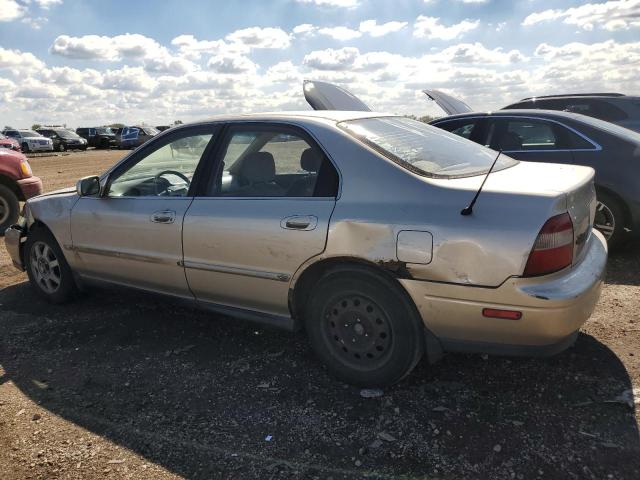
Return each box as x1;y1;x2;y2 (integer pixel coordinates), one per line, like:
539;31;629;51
5;108;606;386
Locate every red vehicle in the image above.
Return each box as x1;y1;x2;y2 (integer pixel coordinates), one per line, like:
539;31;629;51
0;133;21;152
0;148;42;232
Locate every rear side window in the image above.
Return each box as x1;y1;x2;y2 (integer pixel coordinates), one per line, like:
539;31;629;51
433;118;480;140
563;99;628;122
488;118;597;151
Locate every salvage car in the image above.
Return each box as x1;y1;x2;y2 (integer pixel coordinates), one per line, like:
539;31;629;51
76;127;118;149
37;127;88;152
0;133;21;152
503;93;640;133
2;129;53;153
119;125;159;149
4;101;607;386
0;148;42;232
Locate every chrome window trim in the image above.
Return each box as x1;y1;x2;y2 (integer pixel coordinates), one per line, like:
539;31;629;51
432;115;603;153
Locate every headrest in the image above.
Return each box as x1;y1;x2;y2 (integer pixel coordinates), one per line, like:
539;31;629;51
500;132;523;151
241;151;276;183
301;148;322;173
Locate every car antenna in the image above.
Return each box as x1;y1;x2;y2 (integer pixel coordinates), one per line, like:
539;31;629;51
460;150;502;216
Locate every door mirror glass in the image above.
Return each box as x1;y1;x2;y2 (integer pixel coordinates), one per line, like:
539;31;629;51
76;176;101;197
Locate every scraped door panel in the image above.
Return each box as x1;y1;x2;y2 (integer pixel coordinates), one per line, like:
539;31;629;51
183;198;334;316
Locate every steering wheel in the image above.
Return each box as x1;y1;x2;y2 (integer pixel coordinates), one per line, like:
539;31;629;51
154;170;191;195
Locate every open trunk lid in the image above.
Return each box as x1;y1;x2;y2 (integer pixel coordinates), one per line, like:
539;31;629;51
423;90;473;115
303;80;371;111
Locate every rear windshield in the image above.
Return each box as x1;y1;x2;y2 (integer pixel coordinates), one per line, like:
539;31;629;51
55;129;81;139
566;112;640;143
338;117;517;178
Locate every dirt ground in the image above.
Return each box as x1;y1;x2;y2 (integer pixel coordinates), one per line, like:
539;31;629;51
0;149;639;479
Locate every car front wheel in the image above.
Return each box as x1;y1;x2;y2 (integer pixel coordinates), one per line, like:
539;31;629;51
25;227;78;303
21;142;30;153
0;184;19;233
57;143;66;152
305;267;424;387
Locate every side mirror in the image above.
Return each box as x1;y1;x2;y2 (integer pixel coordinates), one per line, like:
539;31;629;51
76;176;101;197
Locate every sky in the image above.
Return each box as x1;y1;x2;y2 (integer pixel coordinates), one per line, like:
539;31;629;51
0;0;639;127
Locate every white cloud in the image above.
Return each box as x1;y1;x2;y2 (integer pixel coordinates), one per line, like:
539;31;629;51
0;0;25;21
101;66;157;92
303;47;360;70
207;53;257;74
359;19;408;37
225;27;291;49
295;0;359;7
50;34;165;61
523;0;640;31
318;26;362;40
414;16;480;40
0;47;45;71
33;0;63;9
436;43;527;64
293;23;316;35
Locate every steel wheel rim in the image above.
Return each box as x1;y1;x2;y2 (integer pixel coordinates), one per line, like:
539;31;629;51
0;196;9;225
594;201;615;240
30;241;62;294
322;294;393;370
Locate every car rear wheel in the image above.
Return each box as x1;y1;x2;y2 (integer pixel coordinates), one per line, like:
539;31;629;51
0;184;19;233
25;227;78;303
595;193;626;248
305;267;424;387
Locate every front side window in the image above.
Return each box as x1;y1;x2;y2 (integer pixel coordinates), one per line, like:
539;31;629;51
214;127;338;197
108;130;214;197
340;116;516;178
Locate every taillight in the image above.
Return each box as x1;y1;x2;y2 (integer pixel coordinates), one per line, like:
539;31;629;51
524;213;574;277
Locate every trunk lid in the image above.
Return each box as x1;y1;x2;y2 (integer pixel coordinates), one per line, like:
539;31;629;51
303;80;371;111
429;161;596;268
423;90;473;115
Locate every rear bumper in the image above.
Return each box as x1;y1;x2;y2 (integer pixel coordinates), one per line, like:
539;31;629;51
17;176;43;199
401;230;608;355
4;224;24;270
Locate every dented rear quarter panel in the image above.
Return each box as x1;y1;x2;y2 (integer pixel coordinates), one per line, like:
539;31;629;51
296;120;592;288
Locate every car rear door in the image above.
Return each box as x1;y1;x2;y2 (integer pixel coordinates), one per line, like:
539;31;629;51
70;124;219;297
182;122;339;321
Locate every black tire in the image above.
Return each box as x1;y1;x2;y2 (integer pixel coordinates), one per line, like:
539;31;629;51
57;142;66;152
24;227;78;304
0;184;20;233
21;142;30;153
305;267;424;387
595;192;626;249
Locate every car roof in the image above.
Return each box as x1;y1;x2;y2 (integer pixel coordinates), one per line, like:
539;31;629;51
199;110;395;123
431;109;591;123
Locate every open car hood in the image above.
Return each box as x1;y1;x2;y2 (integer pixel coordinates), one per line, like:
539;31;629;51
422;90;473;115
303;80;371;111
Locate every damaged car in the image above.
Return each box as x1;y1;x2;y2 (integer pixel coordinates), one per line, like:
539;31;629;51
4;83;607;386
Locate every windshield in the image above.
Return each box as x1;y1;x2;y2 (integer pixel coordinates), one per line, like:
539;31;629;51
19;130;40;137
96;127;113;135
339;117;517;178
143;127;159;135
55;129;81;139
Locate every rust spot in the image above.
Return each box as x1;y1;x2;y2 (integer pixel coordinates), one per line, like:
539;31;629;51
377;259;412;279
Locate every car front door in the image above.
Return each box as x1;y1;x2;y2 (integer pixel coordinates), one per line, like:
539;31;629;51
182;123;339;319
70;125;218;297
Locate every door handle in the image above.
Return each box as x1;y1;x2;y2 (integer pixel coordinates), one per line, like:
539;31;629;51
151;210;176;224
281;215;318;231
